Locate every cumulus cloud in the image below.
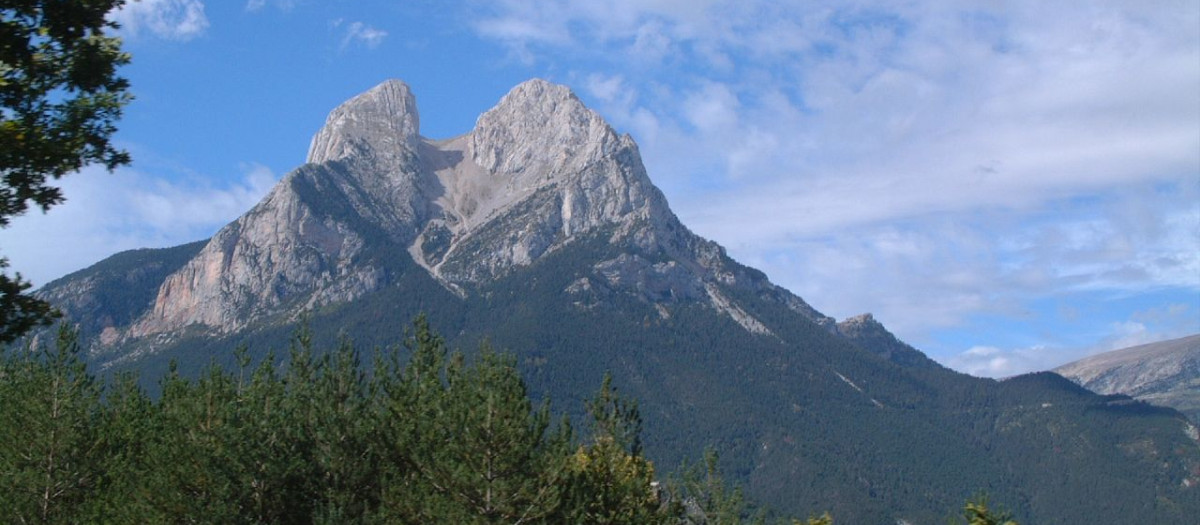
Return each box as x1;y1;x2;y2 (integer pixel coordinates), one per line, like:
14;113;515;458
584;73;626;104
948;345;1053;379
110;0;209;41
245;0;296;12
948;302;1199;377
469;0;1199;224
468;0;1200;365
0;163;278;287
332;19;388;50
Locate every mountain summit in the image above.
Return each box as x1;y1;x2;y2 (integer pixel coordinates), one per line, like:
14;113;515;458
37;79;1200;523
118;79;831;341
307;79;422;166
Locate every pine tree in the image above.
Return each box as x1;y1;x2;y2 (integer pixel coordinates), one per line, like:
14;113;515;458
559;372;671;524
0;324;102;523
375;318;571;523
667;448;834;524
137;360;242;521
674;449;749;524
308;336;379;522
960;495;1018;525
439;346;568;522
374;314;452;522
79;370;154;521
0;315;846;522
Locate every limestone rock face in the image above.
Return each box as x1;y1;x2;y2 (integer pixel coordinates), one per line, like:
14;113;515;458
130;80;433;337
471;79;619;180
413;79;679;287
129;164;389;336
307;79;421;166
125;78;839;339
36;79;1200;525
33;242;204;346
1055;334;1200;421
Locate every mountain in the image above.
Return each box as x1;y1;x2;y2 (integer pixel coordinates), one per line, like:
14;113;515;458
36;79;1200;523
1056;334;1200;422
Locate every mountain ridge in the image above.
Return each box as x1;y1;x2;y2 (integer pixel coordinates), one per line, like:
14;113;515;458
105;78;838;348
32;78;1200;523
1056;334;1200;422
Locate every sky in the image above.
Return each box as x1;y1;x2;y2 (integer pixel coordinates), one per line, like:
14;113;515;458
0;0;1196;377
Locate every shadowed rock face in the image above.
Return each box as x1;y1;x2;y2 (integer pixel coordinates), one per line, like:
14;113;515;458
124;78;832;339
1056;334;1200;421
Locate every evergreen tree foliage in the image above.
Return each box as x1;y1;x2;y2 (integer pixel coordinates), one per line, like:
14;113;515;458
958;495;1019;525
0;324;101;522
0;259;60;343
665;448;834;525
672;449;750;524
560;373;666;524
80;370;153;521
375;319;572;523
0;317;847;522
1;0;133;342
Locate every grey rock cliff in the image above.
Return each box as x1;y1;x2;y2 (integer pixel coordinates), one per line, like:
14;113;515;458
1055;334;1200;421
123;78;838;340
308;79;421;166
414;79;675;286
41;79;1199;524
130;81;433;337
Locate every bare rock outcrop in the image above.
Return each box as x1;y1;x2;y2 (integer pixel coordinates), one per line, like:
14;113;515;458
1056;334;1200;421
836;313;942;369
129;165;385;336
131;80;432;337
125;78;841;339
307;79;421;166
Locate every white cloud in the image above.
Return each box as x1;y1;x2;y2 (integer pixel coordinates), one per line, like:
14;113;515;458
333;19;388;50
948;302;1199;378
729;182;1199;342
468;0;1200;358
1090;305;1199;356
110;0;209;41
948;344;1054;378
245;0;296;12
584;73;626;104
472;1;577;46
468;0;1199;216
0;163;277;287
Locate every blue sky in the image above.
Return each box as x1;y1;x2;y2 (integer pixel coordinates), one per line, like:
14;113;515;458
0;0;1196;377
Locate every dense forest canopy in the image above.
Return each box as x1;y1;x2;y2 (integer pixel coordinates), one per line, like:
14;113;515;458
0;317;1019;524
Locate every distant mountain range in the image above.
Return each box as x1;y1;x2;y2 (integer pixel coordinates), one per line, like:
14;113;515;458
1056;334;1200;422
35;79;1200;523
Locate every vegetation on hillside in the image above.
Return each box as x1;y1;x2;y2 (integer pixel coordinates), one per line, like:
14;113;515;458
45;230;1197;522
0;318;828;523
0;317;1025;523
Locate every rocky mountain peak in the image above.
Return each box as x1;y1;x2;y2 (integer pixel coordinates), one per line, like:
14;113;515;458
307;79;421;165
839;313;877;329
120;77;844;341
470;78;620;179
837;312;942;369
32;81;1200;525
